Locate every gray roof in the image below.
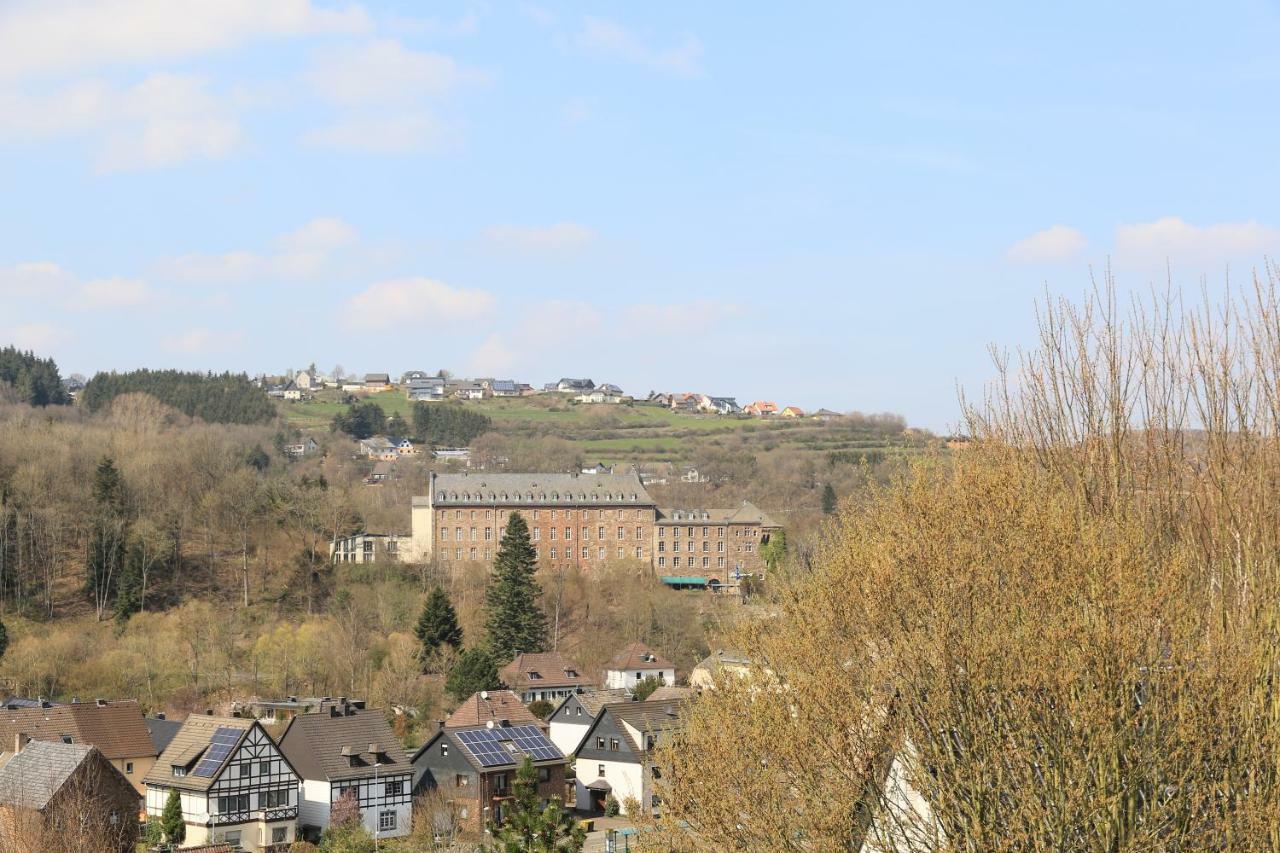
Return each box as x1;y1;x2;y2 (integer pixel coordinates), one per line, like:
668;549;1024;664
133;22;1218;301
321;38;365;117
146;716;182;754
430;471;654;507
491;380;518;392
574;688;632;717
0;740;94;810
656;501;781;528
277;708;411;783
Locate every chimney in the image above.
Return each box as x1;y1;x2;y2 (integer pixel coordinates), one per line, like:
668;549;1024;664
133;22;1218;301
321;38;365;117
345;705;356;717
14;733;29;754
205;709;214;715
95;698;108;707
480;691;489;701
329;706;341;719
155;713;166;720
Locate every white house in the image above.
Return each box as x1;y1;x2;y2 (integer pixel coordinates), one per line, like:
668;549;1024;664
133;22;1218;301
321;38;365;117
547;688;631;761
572;700;684;815
143;715;300;852
603;643;677;690
276;704;413;843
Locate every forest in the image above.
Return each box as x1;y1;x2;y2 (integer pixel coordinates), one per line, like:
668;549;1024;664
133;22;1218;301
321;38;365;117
0;346;70;407
80;368;276;424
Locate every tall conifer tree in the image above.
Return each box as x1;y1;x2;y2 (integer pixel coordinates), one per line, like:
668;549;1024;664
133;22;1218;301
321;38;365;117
484;512;547;660
415;585;463;671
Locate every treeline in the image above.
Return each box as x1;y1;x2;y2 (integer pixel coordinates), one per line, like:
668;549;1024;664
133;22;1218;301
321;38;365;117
81;370;275;424
331;400;491;446
0;346;69;407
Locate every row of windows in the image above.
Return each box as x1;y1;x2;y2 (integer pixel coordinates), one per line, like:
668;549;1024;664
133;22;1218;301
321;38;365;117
437;491;642;503
214;789;289;814
658;556;728;569
439;546;646;562
441;526;502;542
658;540;724;553
530;526;646;541
439;508;649;522
659;526;726;538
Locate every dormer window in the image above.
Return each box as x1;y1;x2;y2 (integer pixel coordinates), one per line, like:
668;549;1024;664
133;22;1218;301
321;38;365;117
565;669;578;678
172;766;186;777
528;671;542;680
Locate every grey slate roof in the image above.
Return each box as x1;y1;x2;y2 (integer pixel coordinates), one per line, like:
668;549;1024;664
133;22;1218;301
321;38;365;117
146;716;182;754
656;501;781;528
277;708;410;783
430;471;653;507
575;688;632;717
0;740;93;810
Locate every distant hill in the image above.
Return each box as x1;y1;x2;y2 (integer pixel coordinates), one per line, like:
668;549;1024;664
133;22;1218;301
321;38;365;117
81;369;274;424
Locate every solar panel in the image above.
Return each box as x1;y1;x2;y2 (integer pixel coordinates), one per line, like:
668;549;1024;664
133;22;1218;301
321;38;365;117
506;725;564;761
455;729;511;768
192;727;241;777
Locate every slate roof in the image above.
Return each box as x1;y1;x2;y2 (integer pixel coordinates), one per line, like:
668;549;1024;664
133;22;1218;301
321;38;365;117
445;691;540;729
277;708;411;783
143;715;255;793
573;689;632;717
0;700;156;761
607;643;675;673
430;471;654;507
500;652;593;692
656;501;780;528
0;740;95;810
596;699;687;756
145;716;183;754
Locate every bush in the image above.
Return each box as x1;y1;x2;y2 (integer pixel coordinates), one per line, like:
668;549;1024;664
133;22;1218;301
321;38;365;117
604;795;620;817
528;699;554;719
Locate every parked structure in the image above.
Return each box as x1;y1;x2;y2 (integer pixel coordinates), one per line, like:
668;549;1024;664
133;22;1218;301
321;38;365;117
603;644;676;690
571;700;685;815
0;740;139;852
143;715;300;852
0;698;157;797
500;653;594;704
277;703;412;842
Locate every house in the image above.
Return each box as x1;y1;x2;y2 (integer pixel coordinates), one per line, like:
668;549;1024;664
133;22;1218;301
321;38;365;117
411;721;569;834
231;698;366;726
571;699;686;815
705;397;741;415
575;389;623;404
453;382;485;400
330;533;405;563
276;703;413;842
689;650;752;690
400;370;431;385
445;691;542;730
0;740;139;852
283;437;319;459
580;461;614;475
0;698;158;798
363;373;392;392
295;369;319;391
554;378;594;394
406;377;446;401
147;714;182;755
597;383;624;397
500;652;595;704
546;688;630;759
680;466;709;484
670;393;702;414
358;436;396;460
780;406;805;418
433;447;472;463
365;460;395;485
811;408;842;421
603;644;676;690
143;715;300;852
490;380;520;397
743;401;778;416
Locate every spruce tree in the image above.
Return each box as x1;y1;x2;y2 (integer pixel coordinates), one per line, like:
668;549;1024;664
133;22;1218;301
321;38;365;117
486;756;585;851
484;512;547;660
161;787;185;843
446;648;501;702
415;586;463;671
821;483;837;515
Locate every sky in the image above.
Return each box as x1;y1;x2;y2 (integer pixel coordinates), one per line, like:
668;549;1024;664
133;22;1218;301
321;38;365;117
3;1;1280;431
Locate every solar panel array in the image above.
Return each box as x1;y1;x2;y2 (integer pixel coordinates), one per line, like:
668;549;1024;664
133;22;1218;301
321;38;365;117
193;727;241;777
455;725;564;767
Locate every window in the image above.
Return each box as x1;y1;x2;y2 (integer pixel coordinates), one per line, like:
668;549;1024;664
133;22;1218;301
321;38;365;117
218;794;250;814
658;541;665;553
485;527;493;540
533;510;539;520
550;527;557;540
598;547;606;559
551;547;558;559
470;548;478;560
470;527;477;541
260;760;271;775
596;737;605;749
635;546;643;559
379;811;397;832
582;526;589;539
658;527;665;538
718;557;725;568
618;548;625;559
658;557;666;568
109;810;120;825
272;827;288;844
575;707;583;716
598;764;606;777
125;761;134;774
538;766;552;782
172;766;186;777
262;789;288;808
440;529;448;541
441;743;449;756
529;671;543;680
533;528;540;541
702;541;709;552
718;527;726;537
599;526;606;539
617;526;624;540
703;557;710;568
386;780;404;797
223;830;242;846
609;738;620;751
456;773;469;787
636;526;643;540
582;547;589;559
60;735;73;744
460;806;469;819
564;527;572;540
718;541;725;553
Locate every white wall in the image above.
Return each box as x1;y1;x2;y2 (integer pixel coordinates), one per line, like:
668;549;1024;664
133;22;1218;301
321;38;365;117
297;779;330;832
603;667;676;690
549;720;589;757
573;757;645;814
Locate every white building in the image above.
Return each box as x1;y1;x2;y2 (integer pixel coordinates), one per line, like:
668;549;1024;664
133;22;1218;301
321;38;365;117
276;704;413;843
143;715;300;851
329;533;407;564
571;700;684;815
603;643;677;690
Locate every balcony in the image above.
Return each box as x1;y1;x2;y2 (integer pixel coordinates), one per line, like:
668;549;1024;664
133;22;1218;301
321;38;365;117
210;806;298;826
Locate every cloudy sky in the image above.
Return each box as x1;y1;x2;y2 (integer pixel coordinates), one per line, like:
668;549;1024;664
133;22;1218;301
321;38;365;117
3;1;1280;430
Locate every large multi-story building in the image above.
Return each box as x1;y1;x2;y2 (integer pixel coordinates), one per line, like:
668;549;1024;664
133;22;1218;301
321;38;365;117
405;471;780;580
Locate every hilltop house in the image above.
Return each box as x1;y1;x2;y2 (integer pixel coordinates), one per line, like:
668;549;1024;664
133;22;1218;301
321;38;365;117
500;653;594;704
412;721;569;834
704;397;741;415
406;377;445;401
576;388;625;404
553;378;594;394
603;644;676;690
143;715;300;852
780;406;805;418
0;740;139;852
744;401;778;416
363;374;392;392
571;699;685;815
546;688;630;758
0;698;158;798
277;703;413;842
445;691;542;730
489;379;520;397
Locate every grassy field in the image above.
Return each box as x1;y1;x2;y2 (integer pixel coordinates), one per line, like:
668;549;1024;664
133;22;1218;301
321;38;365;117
281;390;925;465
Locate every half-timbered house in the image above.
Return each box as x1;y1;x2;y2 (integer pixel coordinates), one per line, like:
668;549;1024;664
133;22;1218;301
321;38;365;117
143;715;299;851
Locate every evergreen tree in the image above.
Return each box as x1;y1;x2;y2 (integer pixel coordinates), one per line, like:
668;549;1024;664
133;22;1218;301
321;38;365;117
86;457;131;620
446;648;501;702
330;401;386;439
161;788;185;844
245;444;271;472
386;411;410;437
633;675;662;701
484;512;547;660
415;586;463;671
485;756;586;852
0;617;8;663
821;483;838;515
0;346;69;406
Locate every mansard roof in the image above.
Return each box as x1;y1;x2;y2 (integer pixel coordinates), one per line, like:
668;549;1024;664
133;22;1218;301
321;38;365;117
429;471;654;507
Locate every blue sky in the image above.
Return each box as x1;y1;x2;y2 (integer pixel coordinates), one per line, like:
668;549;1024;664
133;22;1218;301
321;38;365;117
3;1;1280;430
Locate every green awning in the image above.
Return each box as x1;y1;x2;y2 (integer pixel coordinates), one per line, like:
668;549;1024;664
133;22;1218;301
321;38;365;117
660;576;708;586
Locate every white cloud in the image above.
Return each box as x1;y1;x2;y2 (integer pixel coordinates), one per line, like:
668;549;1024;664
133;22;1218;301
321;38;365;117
0;261;74;296
1114;217;1280;266
162;328;247;354
3;323;71;351
622;300;743;335
0;73;243;171
345;277;495;330
483;222;597;253
301;113;457;154
1006;224;1088;264
72;277;154;309
468;333;519;376
307;39;471;104
159;217;359;281
576;17;703;76
0;0;370;82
